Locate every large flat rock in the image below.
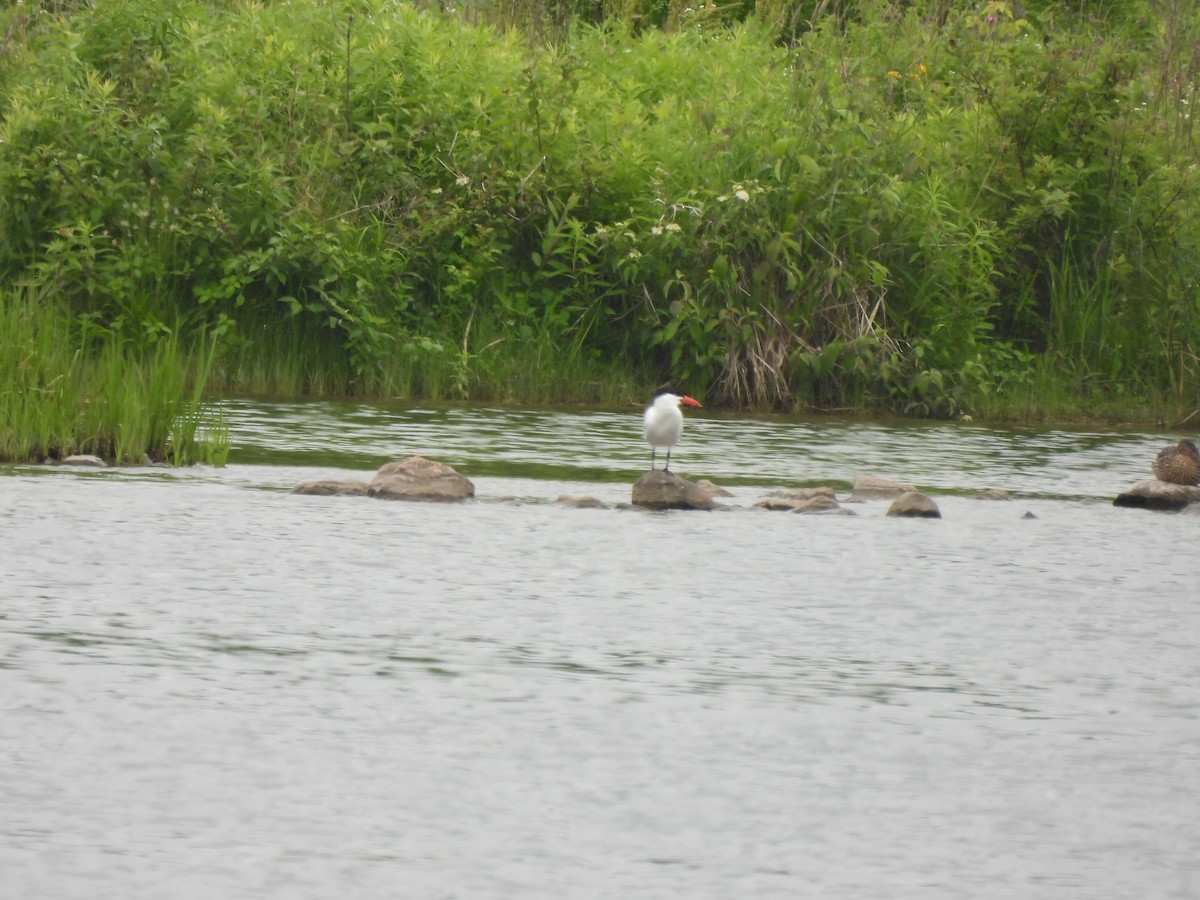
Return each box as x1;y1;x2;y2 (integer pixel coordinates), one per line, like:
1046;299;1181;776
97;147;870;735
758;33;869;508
1113;479;1200;511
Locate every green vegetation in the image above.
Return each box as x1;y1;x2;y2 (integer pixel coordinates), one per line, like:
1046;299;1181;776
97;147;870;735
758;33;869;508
0;0;1197;464
0;284;228;464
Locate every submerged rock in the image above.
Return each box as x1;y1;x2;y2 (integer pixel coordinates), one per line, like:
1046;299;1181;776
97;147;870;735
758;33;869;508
852;475;916;500
1113;479;1200;511
59;454;107;468
886;491;942;519
368;456;475;503
293;479;370;497
791;495;843;514
973;488;1012;501
755;493;842;513
694;479;734;497
755;497;811;511
556;494;606;509
632;471;716;511
765;486;838;502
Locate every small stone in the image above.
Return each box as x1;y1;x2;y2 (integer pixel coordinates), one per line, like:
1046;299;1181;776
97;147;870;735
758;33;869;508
791;495;842;513
754;497;806;511
852;474;917;500
973;488;1011;501
60;455;107;468
754;493;840;513
765;486;838;502
556;495;606;509
293;479;370;496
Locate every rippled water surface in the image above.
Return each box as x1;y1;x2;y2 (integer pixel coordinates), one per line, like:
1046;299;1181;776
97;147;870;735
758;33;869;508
3;401;1198;900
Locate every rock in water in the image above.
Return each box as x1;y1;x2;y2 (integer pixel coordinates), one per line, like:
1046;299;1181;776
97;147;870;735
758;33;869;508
556;495;606;509
764;486;838;502
754;494;841;513
631;471;716;511
293;479;370;496
886;491;942;518
368;456;475;502
694;479;734;497
789;495;843;514
60;455;107;467
852;475;917;500
972;488;1011;501
1114;479;1200;511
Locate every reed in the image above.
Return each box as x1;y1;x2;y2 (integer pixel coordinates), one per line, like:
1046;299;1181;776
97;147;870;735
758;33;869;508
451;324;651;406
209;319;354;398
0;286;230;465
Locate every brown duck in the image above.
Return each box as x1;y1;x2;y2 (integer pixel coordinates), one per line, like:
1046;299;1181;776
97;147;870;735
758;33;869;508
1151;439;1200;485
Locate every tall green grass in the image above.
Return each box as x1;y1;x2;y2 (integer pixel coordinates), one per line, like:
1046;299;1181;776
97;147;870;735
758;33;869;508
0;286;229;465
206;307;650;405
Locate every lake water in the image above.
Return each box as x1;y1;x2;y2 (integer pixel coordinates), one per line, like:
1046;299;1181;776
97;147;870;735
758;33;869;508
2;400;1198;900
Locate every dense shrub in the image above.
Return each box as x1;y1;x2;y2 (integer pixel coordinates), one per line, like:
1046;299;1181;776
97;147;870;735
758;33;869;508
0;0;1196;418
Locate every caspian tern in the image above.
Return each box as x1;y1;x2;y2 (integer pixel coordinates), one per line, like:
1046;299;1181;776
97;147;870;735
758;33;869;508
643;390;702;472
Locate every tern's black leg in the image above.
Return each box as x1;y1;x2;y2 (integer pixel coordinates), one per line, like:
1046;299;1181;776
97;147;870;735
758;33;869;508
665;448;672;472
650;448;657;470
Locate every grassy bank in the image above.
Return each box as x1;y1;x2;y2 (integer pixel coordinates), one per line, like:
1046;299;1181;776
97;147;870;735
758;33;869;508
0;287;229;465
0;0;1197;444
